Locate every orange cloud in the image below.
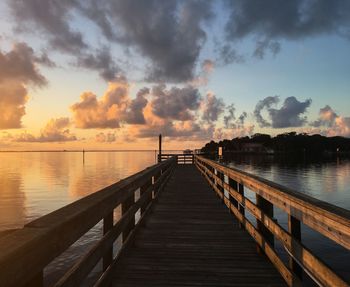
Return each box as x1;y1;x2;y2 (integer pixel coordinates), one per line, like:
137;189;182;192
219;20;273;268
16;117;76;142
0;80;28;129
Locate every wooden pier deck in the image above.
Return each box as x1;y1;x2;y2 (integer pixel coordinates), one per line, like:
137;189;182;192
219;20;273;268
112;165;286;286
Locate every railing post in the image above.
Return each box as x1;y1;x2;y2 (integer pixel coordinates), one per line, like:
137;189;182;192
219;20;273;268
158;134;162;163
103;212;113;271
228;178;238;207
140;178;153;215
256;194;274;253
25;271;43;287
216;169;224;199
288;215;303;282
122;192;135;242
238;183;245;229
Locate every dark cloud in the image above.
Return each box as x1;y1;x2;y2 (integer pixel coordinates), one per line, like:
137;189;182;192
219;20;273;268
225;0;350;58
254;96;311;128
77;48;123;82
10;0;86;54
104;0;213;82
216;44;244;65
0;42;47;86
151;85;201;121
9;0;122;81
254;96;279;127
202;92;225;123
125;88;149;125
224;104;235;128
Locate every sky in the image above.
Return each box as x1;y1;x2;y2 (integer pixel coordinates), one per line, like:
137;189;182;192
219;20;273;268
0;0;350;150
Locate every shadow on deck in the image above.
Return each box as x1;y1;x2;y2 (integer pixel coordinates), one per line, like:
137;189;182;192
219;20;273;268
112;165;286;286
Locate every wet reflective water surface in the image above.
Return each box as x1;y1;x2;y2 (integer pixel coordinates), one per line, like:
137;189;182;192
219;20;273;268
0;152;349;284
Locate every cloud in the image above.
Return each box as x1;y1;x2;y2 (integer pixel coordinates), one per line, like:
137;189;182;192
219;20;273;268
9;1;122;81
77;48;123;82
312;105;338;127
124;88;149;124
0;43;48;129
95;132;116;143
71;79;129;129
10;0;87;54
224;0;350;58
151;85;201;121
9;0;213;83
311;105;350;137
191;59;215;86
104;0;213;82
0;81;28;129
254;96;311;128
16;117;76;142
71;78;149;128
253;96;279;127
0;42;47;86
202;92;225;123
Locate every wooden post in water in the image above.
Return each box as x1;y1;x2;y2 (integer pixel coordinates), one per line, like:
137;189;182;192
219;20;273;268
158;134;162;163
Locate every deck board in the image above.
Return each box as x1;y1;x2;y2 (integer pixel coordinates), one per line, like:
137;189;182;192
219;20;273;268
112;165;286;286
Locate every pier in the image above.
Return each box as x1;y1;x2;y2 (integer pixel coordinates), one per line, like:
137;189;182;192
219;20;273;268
0;155;349;287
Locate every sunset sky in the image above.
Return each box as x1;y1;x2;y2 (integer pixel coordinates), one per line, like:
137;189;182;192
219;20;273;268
1;0;350;150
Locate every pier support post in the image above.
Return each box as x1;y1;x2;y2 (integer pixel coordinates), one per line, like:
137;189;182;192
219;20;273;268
288;215;303;281
256;195;274;253
103;212;114;271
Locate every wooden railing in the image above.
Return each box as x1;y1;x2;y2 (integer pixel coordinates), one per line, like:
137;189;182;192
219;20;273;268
158;153;194;164
195;155;350;287
0;157;176;287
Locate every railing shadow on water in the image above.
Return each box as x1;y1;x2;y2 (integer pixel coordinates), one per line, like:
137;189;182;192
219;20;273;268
0;157;176;287
195;155;350;287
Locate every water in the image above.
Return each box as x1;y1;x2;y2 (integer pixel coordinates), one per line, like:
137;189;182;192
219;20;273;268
0;152;349;284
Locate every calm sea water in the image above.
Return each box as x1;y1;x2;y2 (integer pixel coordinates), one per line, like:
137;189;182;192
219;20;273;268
0;152;349;284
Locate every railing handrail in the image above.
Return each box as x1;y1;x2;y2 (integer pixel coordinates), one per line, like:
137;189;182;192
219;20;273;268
195;156;350;243
0;157;176;287
195;155;349;287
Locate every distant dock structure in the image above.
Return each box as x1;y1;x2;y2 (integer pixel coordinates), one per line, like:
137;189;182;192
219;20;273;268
0;145;349;286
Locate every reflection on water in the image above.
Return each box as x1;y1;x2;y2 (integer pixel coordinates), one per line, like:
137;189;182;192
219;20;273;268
0;151;156;231
223;154;350;209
